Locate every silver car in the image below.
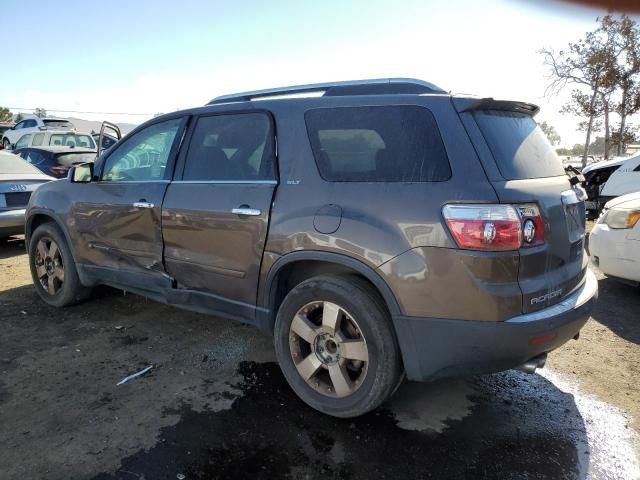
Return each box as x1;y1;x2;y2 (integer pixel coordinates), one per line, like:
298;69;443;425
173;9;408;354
0;151;53;239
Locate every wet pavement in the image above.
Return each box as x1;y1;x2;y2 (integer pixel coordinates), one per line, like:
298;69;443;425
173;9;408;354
91;361;638;480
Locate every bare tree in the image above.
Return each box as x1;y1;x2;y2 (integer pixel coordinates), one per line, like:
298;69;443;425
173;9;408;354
540;16;618;167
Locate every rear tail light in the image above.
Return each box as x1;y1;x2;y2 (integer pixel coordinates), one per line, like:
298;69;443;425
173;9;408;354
443;203;545;252
516;204;545;246
49;166;69;177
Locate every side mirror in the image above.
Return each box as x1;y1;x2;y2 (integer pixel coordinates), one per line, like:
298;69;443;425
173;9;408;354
69;162;94;183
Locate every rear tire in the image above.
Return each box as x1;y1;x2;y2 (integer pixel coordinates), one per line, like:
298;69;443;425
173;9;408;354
28;222;91;307
274;275;403;418
2;138;10;150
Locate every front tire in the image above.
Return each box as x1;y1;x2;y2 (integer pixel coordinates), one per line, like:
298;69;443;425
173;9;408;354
274;275;403;417
29;222;91;307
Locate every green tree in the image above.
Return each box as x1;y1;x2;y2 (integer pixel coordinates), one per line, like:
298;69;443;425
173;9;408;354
33;108;47;118
0;107;12;123
539;121;561;146
610;123;638;154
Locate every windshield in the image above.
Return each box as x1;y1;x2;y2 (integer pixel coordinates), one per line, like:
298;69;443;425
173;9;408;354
55;153;96;166
49;133;96;149
43;119;74;129
0;152;43;175
473;111;565;180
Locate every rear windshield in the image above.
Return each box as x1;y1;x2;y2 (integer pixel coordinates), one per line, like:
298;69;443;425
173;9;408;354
49;133;95;148
473;111;565;180
55;153;96;166
43;119;74;129
0;153;43;175
305;106;451;182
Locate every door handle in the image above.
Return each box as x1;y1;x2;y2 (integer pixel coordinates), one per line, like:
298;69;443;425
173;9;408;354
133;201;154;209
232;207;261;216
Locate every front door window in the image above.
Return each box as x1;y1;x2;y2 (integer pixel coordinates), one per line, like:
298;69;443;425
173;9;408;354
101;119;182;182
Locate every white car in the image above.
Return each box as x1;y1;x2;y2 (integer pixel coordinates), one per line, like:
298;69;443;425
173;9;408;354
589;192;640;285
13;130;96;150
2;117;75;149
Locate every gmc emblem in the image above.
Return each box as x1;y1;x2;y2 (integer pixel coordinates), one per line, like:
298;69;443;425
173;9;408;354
9;184;27;192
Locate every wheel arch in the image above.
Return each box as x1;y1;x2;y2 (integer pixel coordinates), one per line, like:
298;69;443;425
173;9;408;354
260;251;402;332
26;211;77;263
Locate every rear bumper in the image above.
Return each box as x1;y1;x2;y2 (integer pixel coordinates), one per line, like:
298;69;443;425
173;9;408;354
392;269;598;382
0;209;26;236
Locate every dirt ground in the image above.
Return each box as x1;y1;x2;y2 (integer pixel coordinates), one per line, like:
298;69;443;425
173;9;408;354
1;234;639;479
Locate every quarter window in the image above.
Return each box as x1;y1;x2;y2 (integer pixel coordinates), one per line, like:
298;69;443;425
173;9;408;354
183;113;275;181
33;133;44;146
101;118;182;182
305;106;451;182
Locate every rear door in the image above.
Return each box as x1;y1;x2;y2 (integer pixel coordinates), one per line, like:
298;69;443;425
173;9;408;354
457;100;587;313
162;111;277;310
71;117;185;290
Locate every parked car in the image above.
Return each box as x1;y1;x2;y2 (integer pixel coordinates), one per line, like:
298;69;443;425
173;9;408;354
13;130;97;150
24;78;597;417
589;192;640;285
583;153;640;218
0;150;53;239
14;146;97;178
2;117;75;149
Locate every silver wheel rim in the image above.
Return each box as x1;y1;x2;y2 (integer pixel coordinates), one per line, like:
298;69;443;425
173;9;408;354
289;301;369;398
34;237;64;295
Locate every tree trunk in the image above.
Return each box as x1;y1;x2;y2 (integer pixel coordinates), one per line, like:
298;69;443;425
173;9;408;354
582;90;598;168
603;94;610;160
617;85;628;156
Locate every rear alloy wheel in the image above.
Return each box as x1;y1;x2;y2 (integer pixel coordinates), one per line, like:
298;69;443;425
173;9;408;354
275;276;403;417
290;301;369;398
29;222;91;307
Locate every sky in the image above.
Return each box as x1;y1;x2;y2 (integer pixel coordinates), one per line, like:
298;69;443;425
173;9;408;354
2;0;639;147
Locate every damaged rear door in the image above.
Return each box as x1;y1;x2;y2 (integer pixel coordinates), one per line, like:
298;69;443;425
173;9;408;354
161;111;277;323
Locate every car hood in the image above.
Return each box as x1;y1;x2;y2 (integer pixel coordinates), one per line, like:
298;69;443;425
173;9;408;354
604;191;640;209
0;173;55;182
582;156;630;175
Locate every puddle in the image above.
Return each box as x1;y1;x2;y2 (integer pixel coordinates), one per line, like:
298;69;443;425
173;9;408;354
94;362;597;480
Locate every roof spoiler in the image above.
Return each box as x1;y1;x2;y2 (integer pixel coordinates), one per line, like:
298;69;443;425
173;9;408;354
457;98;540;116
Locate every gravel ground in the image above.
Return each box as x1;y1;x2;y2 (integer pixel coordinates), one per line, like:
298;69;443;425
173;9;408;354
1;235;639;479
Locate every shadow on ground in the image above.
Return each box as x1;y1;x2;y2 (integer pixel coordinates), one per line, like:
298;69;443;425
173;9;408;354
93;362;588;480
591;277;640;345
0;235;26;259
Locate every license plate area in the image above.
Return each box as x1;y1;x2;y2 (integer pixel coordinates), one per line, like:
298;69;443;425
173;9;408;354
5;192;31;207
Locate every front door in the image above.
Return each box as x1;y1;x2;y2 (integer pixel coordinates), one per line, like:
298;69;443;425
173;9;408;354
162;111;277;319
71;117;185;291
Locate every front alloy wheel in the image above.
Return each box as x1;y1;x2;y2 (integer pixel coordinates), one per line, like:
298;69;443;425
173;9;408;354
289;301;369;398
34;237;65;295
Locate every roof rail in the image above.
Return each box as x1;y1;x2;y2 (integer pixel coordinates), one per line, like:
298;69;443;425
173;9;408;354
207;78;446;105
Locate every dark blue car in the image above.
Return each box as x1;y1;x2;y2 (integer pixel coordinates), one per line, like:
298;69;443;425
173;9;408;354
14;146;96;178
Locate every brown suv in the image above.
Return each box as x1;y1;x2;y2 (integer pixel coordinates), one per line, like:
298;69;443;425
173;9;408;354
25;79;598;417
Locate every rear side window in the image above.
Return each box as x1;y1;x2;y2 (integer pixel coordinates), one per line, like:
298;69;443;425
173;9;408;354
305;106;451;182
183;113;275;181
473;111;565;180
43;119;74;129
33;133;44;146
